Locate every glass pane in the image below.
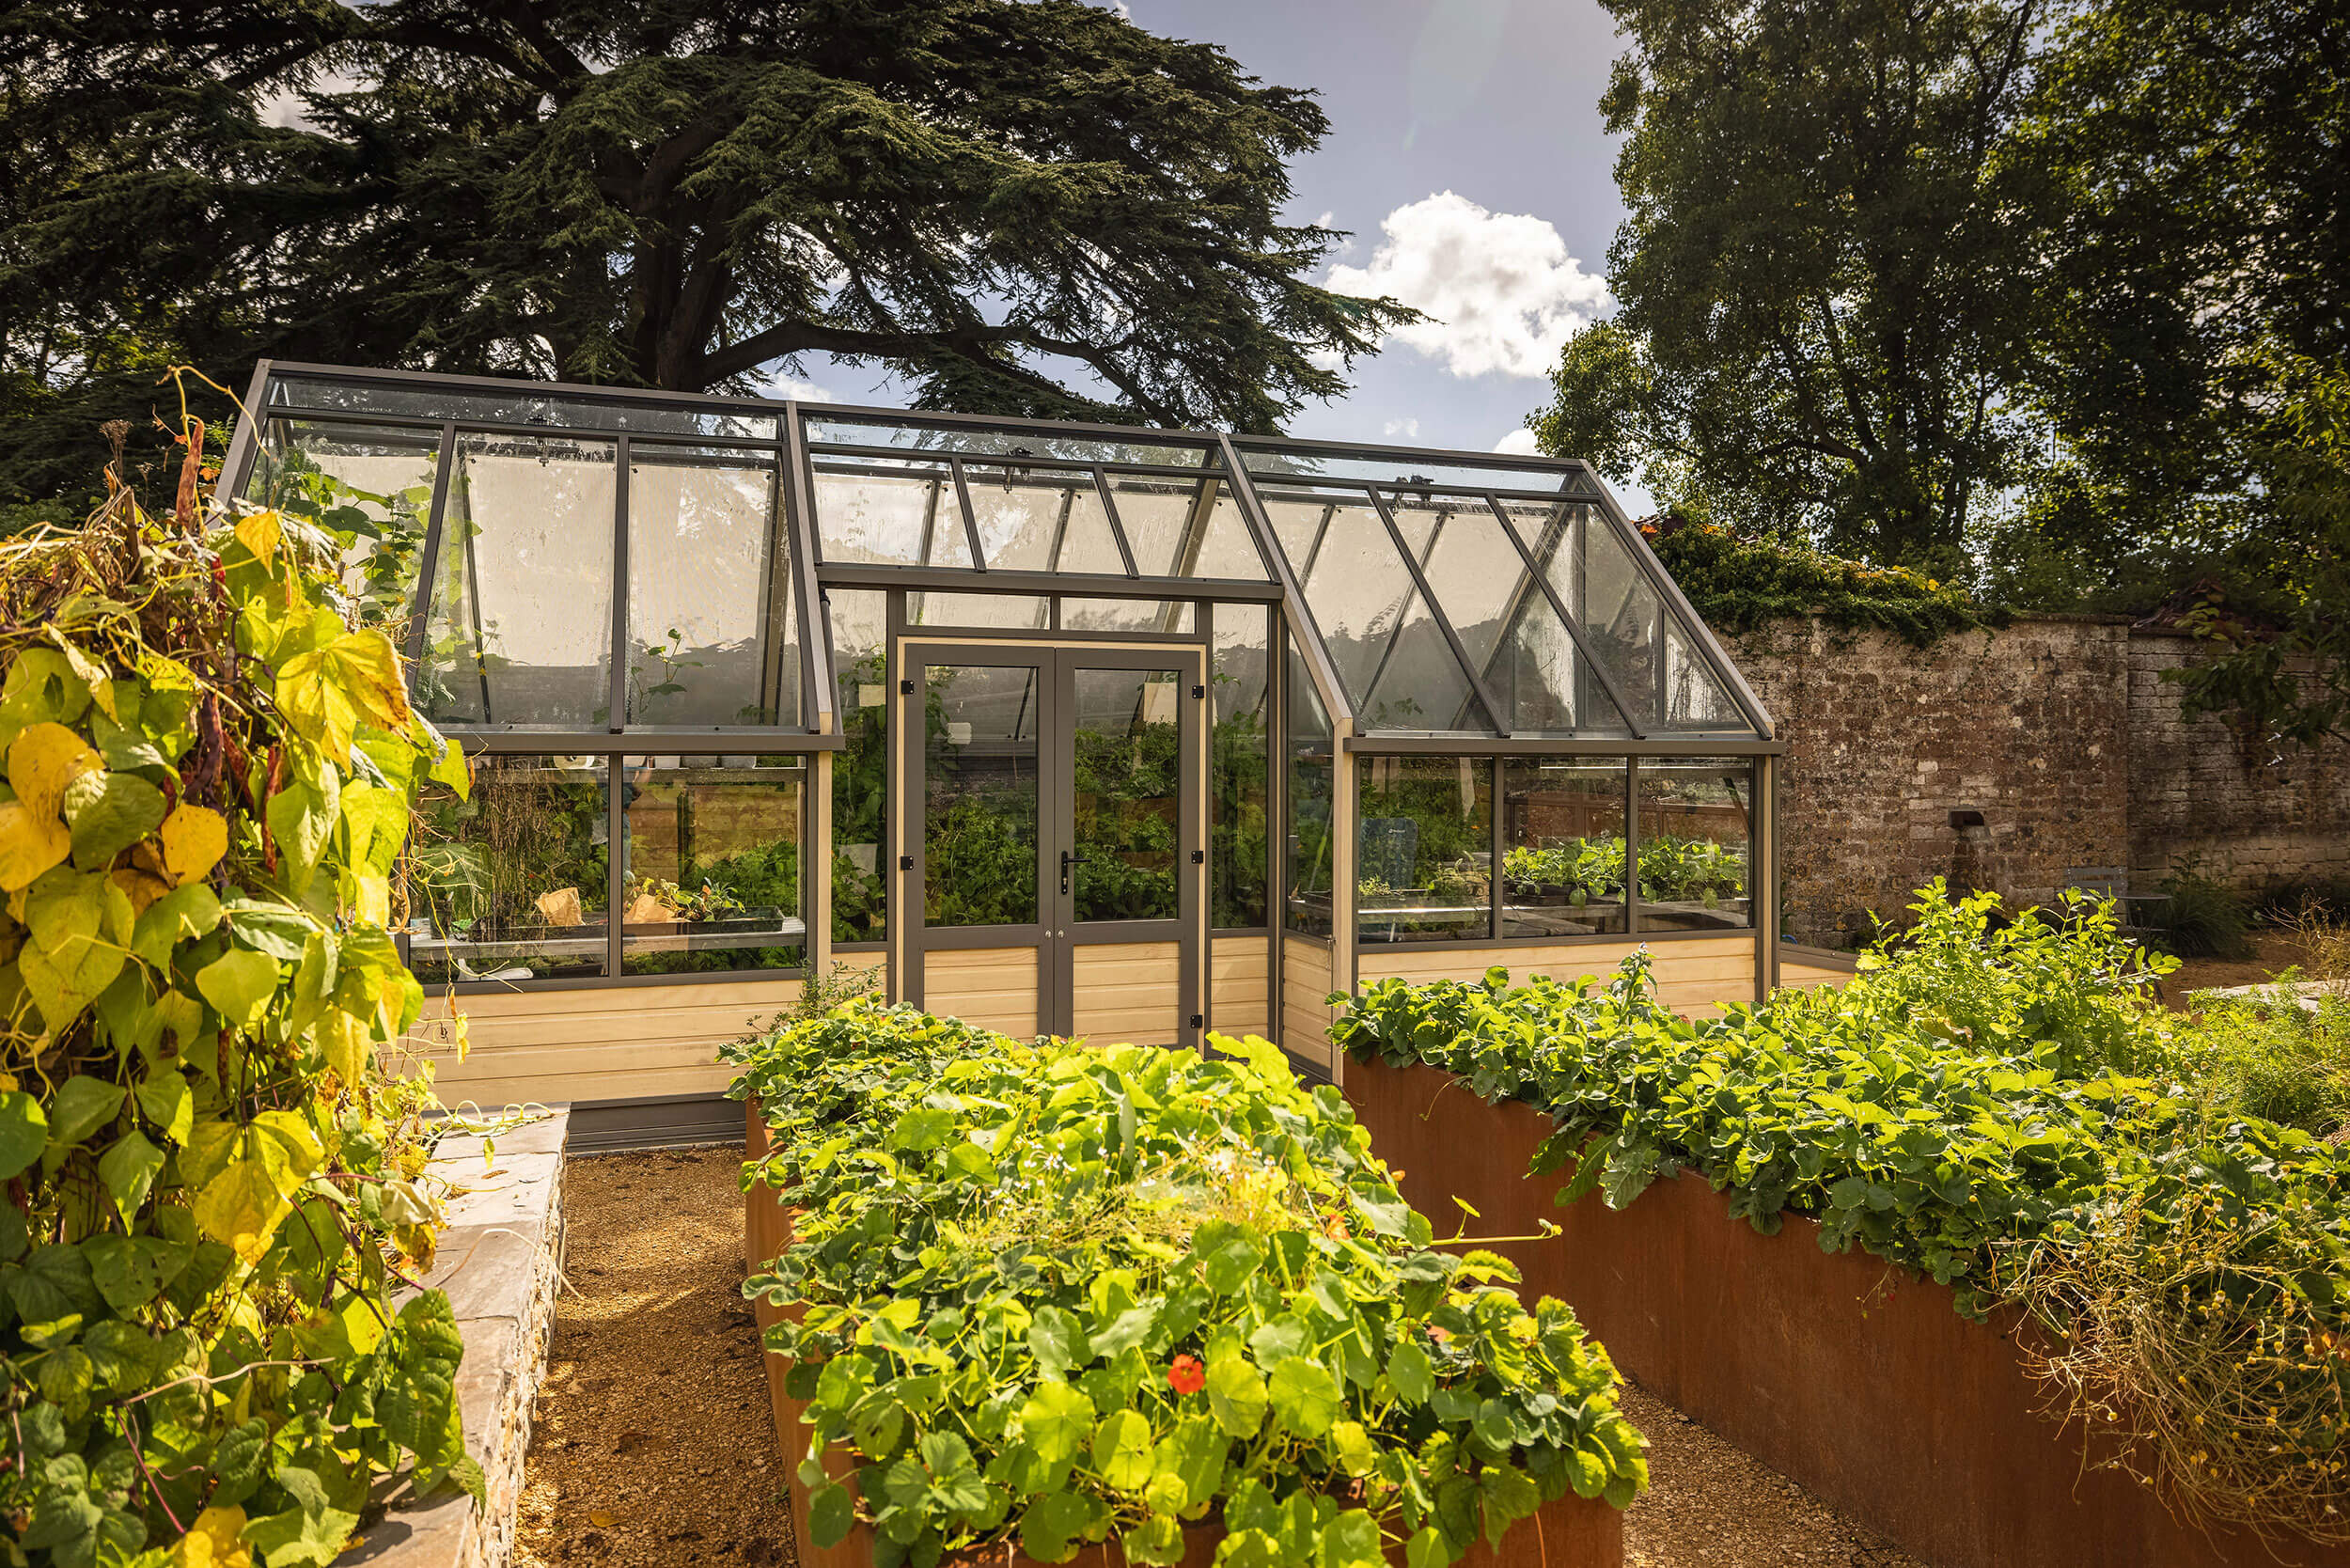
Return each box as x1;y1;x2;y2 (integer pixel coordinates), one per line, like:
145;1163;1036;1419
964;465;1126;574
1356;757;1493;944
408;755;609;982
1113;478;1269;580
1636;757;1753;931
1284;635;1334;936
1662;621;1747;730
1060;598;1194;633
829;589;888;944
809;459;954;567
617;756;805;975
806;416;1212;467
1233;443;1580;495
1503;501;1634;733
1072;668;1182;922
1502;760;1628;936
1575;513;1665;728
269;376;775;437
1263;494;1418;712
245;419;442;641
924;664;1042;927
419;434;618;727
910;590;1048;630
1213;607;1270;929
627;447;795;726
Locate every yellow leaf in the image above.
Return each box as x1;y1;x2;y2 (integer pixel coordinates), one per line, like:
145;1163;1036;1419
8;722;102;820
275;631;413;767
350;872;390;929
234;510;282;566
588;1513;618;1529
44;634;115;721
158;805;228;886
0;801;70;892
171;1505;252;1568
192;1110;323;1264
109;866;174;917
310;1010;371;1084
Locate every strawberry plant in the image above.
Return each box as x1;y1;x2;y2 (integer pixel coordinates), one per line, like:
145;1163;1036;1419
727;1002;1648;1568
0;395;475;1568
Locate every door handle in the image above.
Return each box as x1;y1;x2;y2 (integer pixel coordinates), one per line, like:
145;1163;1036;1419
1059;848;1088;896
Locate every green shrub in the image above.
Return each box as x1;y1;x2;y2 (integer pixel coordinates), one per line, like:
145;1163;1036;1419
1331;882;2350;1543
0;431;475;1563
727;1004;1648;1568
2156;859;2254;960
1645;514;2001;647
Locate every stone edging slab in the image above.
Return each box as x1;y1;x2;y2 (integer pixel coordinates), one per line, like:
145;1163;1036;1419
348;1107;570;1568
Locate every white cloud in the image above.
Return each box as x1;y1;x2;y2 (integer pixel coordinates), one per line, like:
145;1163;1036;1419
764;374;835;403
1325;192;1611;379
1385;417;1421;439
1492;428;1541;455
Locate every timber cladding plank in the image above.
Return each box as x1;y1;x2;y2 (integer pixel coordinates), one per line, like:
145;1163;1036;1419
1355;938;1756;1017
1211;936;1271;1039
1280;935;1337;1067
1343;1056;2350;1568
1073;942;1180;1043
923;945;1040;1038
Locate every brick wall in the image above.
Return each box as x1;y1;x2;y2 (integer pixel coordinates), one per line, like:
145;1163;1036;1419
2127;629;2350;897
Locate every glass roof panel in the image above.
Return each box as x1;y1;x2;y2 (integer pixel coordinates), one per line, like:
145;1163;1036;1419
1260;492;1422;709
1232;442;1585;496
1107;477;1270;581
811;458;954;567
269;375;775;438
963;464;1125;575
806;416;1212;468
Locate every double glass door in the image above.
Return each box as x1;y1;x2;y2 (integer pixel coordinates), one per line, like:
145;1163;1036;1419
902;642;1204;1045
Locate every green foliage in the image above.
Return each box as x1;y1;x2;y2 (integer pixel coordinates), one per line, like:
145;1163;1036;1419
2154;860;2253;962
0;431;473;1563
1500;834;1745;907
726;1004;1648;1566
1333;882;2350;1539
2161;992;2350;1138
0;0;1417;502
1644;515;2001;648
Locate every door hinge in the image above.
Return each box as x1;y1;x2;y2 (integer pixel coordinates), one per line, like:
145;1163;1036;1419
1189;850;1204;864
899;855;914;871
900;678;915;695
1191;683;1205;698
1188;1013;1204;1029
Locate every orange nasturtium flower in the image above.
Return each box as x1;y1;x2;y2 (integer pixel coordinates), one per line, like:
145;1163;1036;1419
1167;1354;1207;1395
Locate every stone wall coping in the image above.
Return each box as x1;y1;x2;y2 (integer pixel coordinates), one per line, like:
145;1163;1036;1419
346;1105;571;1568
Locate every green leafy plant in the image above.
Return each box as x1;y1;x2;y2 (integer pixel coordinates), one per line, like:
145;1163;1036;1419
727;1004;1648;1567
2155;858;2254;961
0;396;475;1566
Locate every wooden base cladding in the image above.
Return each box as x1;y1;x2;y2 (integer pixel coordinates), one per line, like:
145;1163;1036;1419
1210;936;1270;1039
921;946;1041;1038
1344;1057;2350;1568
403;974;804;1111
1355;936;1756;1018
1279;935;1336;1070
1777;944;1858;994
1073;941;1180;1044
744;1104;1622;1568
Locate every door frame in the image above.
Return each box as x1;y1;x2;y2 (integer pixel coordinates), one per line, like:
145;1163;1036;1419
896;635;1209;1047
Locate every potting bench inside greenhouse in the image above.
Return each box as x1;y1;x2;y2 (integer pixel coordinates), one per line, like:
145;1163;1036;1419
226;360;1813;1144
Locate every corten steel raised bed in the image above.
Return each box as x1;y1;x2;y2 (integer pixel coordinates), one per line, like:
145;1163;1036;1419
743;1101;1624;1568
1344;1055;2350;1568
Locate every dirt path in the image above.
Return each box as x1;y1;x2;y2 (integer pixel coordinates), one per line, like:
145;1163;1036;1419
518;1146;1924;1567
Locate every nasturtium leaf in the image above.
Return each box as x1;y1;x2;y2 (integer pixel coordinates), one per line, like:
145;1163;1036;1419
1152;1416;1228;1510
1328;1420;1376;1478
1018;1381;1095;1466
1404;1526;1450;1568
1027;1305;1088;1373
1387;1340;1435;1404
1318;1509;1385;1568
157;804;228;886
1090;1302;1159;1360
97;1130;164;1224
1201;1233;1261;1295
196;948;279;1032
1090;1409;1153;1491
45;1074;126;1150
1124;1513;1186;1566
8;722;102;820
0;1090;48;1179
1019;1487;1106;1564
889;1105;954;1152
63;772;164;870
1267;1356;1341;1438
1203;1355;1266;1438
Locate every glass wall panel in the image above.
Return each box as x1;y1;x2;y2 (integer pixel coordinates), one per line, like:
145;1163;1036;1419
963;464;1126;574
409;755;609;983
1662;621;1744;729
1283;635;1334;936
909;590;1048;630
922;664;1042;927
1636;756;1753;931
828;588;888;944
1356;757;1493;943
1575;514;1666;728
1502;760;1628;936
245;419;443;639
1071;668;1182;921
626;447;795;727
1213;606;1270;929
617;756;805;974
269;377;774;438
419;434;618;727
1060;598;1194;634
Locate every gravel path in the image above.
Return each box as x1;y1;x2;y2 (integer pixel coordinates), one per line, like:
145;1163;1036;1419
515;1145;1923;1568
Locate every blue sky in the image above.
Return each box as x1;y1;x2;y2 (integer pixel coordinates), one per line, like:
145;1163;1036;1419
783;0;1650;504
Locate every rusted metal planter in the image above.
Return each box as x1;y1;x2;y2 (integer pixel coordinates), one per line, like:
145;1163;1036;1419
742;1101;1623;1568
1344;1055;2350;1568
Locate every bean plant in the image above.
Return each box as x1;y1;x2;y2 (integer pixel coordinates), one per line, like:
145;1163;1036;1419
728;1004;1648;1568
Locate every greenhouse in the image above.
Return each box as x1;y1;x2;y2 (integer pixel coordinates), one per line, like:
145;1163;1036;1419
225;361;1792;1136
